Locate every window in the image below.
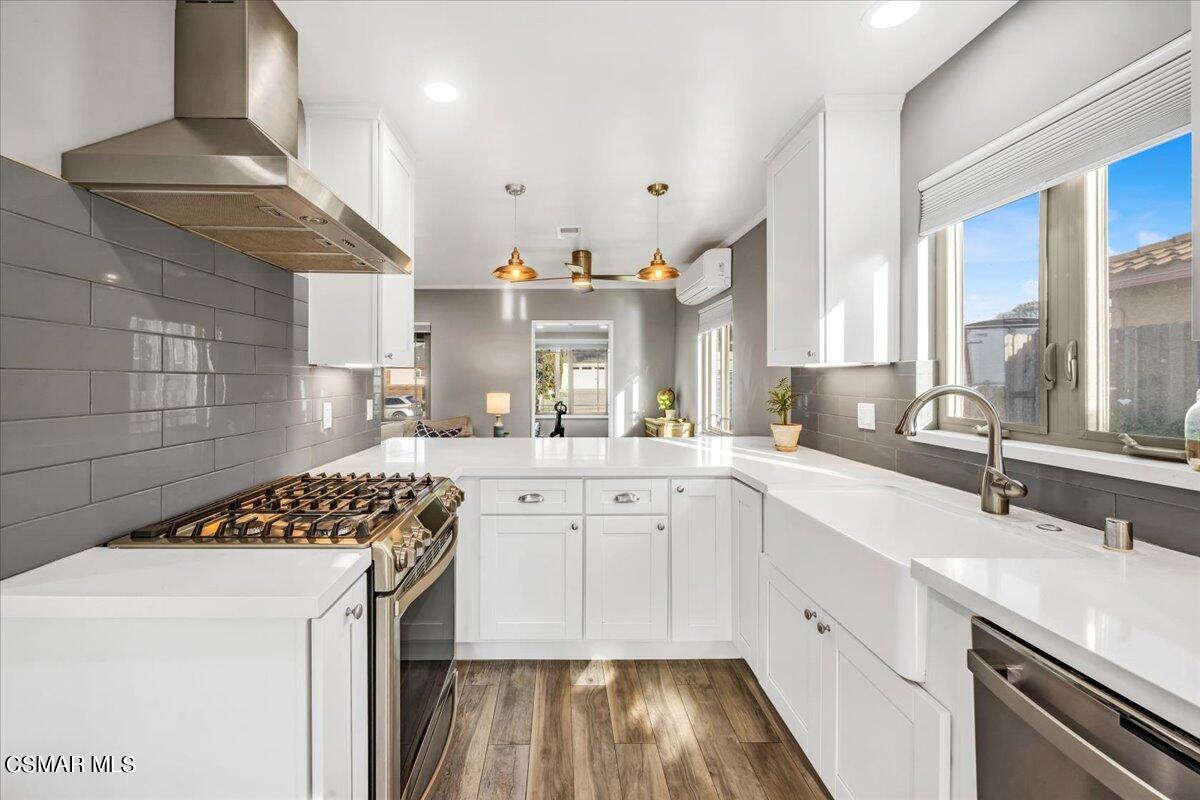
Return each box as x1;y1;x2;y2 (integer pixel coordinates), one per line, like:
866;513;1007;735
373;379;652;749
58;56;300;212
535;345;608;415
938;133;1196;450
1089;135;1197;440
383;328;431;423
699;322;734;434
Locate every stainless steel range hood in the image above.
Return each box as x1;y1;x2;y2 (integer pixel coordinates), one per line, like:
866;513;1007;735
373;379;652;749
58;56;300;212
62;0;410;275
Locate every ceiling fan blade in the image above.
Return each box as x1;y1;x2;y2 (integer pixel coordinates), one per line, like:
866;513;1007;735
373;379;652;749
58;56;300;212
524;276;569;282
562;262;585;274
590;274;642;282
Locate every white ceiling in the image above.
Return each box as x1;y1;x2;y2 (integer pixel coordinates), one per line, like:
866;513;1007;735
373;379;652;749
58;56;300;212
278;0;1015;288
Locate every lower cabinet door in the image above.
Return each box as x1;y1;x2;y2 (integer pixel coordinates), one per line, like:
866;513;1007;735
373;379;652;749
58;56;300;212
585;515;669;640
822;622;951;800
670;478;732;641
758;559;830;761
732;481;763;668
480;515;584;640
311;573;369;800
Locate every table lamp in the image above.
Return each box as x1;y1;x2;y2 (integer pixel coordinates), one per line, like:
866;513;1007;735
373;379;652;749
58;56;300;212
486;392;510;437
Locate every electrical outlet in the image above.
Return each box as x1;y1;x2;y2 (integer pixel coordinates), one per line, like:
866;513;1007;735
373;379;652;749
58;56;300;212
857;402;876;431
365;398;374;421
321;401;333;431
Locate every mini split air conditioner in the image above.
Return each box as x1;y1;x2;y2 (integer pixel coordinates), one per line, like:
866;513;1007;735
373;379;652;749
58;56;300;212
675;248;731;305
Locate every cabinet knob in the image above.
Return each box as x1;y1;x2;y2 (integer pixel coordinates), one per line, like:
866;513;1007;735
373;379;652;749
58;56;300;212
817;622;830;635
804;609;815;620
807;350;816;358
570;522;579;531
346;603;364;620
657;522;666;531
675;485;685;493
385;352;394;359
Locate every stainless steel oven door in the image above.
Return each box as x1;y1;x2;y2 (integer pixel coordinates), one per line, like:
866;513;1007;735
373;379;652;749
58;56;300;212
969;618;1200;800
375;523;457;800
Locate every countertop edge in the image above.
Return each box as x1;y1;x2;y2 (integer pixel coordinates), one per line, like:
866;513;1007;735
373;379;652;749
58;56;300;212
911;559;1200;736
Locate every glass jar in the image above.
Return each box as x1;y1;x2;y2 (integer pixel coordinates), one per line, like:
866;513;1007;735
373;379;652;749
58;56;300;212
1186;388;1200;471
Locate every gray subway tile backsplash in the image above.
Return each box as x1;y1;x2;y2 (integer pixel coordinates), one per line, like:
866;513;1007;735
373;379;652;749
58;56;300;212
0;157;381;578
794;362;1200;556
90;196;215;273
0;262;91;325
0;209;162;294
0;157;91;234
91;283;215;339
91;441;214;502
1;317;162;372
0;369;91;420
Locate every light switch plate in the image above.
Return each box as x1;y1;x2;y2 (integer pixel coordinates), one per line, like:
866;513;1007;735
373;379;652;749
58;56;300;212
322;401;333;431
857;402;876;431
366;398;374;421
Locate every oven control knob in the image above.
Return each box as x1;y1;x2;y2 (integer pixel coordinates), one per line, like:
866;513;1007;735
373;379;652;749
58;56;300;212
412;521;432;545
392;546;408;571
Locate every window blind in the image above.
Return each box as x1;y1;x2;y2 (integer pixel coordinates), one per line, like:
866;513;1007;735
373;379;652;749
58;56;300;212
697;296;733;334
918;35;1190;236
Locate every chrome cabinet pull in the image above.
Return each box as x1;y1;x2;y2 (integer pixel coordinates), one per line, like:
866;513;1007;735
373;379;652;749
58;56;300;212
346;603;363;620
816;621;830;634
570;522;580;531
656;522;666;531
675;485;685;493
518;493;544;504
614;492;640;504
804;609;815;620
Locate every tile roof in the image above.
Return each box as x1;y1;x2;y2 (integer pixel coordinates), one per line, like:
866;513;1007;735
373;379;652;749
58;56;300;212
1109;233;1191;277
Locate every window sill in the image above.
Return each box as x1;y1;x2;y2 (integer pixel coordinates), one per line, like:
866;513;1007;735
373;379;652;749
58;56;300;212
535;414;609;420
912;429;1199;492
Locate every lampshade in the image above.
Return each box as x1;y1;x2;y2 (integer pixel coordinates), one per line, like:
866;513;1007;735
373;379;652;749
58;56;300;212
486;392;511;414
637;248;681;281
491;248;538;282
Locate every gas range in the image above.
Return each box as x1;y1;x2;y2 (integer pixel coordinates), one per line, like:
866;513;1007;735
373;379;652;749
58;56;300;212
107;471;464;593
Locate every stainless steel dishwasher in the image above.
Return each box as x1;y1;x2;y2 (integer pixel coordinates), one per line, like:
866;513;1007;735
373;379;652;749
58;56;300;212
969;618;1200;800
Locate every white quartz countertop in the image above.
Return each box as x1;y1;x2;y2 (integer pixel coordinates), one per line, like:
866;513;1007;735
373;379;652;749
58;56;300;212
0;547;371;619
316;435;1200;733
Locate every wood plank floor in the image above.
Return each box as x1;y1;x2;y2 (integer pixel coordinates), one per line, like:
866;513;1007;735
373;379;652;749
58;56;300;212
428;659;830;800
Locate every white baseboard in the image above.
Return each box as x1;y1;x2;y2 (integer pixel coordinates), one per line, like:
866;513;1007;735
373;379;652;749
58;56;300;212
456;639;740;660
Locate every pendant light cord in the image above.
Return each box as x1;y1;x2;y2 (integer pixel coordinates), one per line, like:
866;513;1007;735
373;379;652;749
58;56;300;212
656;195;661;249
513;194;518;249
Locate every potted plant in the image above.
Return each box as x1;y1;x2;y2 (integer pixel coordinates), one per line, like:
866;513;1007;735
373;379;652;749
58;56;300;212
766;377;802;452
657;387;678;420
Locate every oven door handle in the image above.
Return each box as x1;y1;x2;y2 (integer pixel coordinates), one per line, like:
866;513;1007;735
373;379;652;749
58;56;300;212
966;650;1170;800
394;523;457;616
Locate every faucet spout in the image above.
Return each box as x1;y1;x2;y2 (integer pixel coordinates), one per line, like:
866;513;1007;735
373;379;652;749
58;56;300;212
895;384;1027;515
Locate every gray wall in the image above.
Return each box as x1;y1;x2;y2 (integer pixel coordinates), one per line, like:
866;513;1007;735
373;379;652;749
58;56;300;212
674;222;787;434
414;288;676;437
899;0;1190;358
792;363;1200;557
0;157;381;578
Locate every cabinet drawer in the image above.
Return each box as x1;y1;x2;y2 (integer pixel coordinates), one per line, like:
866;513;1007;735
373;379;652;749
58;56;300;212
585;479;669;515
480;479;583;514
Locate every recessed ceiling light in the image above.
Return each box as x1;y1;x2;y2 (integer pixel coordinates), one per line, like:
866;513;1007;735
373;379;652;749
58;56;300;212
424;82;459;103
864;1;920;29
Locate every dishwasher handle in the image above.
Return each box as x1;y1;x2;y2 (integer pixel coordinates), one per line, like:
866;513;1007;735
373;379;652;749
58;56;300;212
967;650;1170;800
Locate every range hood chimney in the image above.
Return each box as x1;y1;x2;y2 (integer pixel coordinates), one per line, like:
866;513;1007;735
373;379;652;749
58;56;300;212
62;0;410;275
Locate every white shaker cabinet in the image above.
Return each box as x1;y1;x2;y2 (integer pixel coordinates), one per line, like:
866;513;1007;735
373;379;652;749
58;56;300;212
669;478;732;641
305;104;416;367
732;480;763;669
585;515;669;640
479;514;584;640
766;95;902;366
311;573;370;800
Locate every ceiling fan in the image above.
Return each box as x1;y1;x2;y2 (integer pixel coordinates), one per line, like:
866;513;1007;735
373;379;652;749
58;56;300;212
490;182;681;290
527;249;640;293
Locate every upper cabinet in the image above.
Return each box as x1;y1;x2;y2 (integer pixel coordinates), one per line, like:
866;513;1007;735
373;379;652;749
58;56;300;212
305;104;416;367
766;96;902;366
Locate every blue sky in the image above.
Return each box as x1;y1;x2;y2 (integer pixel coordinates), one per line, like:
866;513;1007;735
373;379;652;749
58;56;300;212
961;133;1191;324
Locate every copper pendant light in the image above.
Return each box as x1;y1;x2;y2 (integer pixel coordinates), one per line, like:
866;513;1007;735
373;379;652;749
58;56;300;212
637;183;680;282
491;183;538;282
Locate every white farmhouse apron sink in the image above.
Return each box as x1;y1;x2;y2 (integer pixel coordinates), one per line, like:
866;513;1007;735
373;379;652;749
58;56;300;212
765;486;1083;681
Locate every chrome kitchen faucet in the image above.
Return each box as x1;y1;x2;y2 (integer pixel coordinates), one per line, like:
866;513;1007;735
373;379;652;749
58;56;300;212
895;385;1028;515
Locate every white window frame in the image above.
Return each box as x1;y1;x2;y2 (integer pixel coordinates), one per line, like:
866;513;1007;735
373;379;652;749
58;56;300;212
698;322;734;435
530;320;614;437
